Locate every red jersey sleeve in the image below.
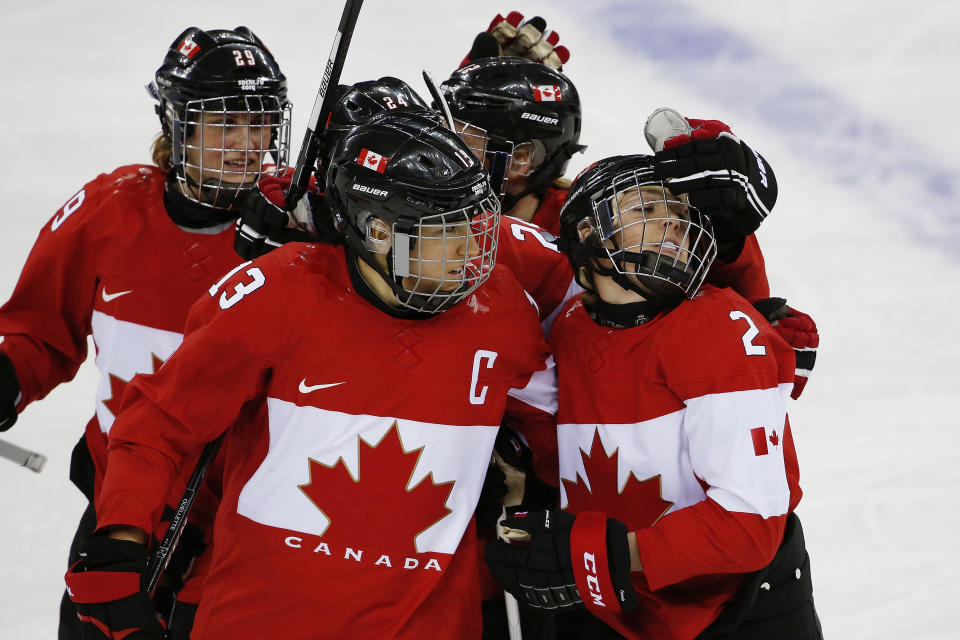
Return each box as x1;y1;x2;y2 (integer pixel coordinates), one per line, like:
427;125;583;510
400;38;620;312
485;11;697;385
496;217;574;322
0;180;109;407
635;288;796;589
95;256;288;534
705;234;770;300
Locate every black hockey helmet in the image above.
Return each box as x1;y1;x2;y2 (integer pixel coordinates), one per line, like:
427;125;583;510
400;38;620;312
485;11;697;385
318;76;433;172
440;57;585;206
559;154;717;301
150;26;291;211
325;113;501;314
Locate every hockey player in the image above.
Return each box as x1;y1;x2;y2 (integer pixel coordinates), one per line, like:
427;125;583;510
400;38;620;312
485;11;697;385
485;154;822;639
0;26;290;637
441;56;583;236
64;115;555;640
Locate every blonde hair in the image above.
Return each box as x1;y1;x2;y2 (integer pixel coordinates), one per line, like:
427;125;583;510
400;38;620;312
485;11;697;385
150;133;173;171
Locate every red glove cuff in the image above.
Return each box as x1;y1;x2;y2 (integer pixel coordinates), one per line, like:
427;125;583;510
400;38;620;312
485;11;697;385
65;563;141;604
663;118;733;149
570;511;620;614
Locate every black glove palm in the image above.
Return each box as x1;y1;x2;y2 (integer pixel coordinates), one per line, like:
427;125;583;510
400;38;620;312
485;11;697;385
0;352;20;432
648;111;777;243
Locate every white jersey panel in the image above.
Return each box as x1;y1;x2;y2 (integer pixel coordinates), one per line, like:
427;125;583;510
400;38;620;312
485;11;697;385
557;411;704;513
507;354;558;415
91;310;184;433
683;383;793;518
237;399;498;554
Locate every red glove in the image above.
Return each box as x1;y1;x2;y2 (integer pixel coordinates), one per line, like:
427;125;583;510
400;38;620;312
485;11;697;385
461;12;570;70
752;298;819;400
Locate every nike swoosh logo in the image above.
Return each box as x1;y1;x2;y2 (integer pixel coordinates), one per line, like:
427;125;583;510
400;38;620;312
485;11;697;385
299;379;346;393
102;288;133;302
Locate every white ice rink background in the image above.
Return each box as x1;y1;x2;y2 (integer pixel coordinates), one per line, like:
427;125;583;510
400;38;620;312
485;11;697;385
2;1;958;637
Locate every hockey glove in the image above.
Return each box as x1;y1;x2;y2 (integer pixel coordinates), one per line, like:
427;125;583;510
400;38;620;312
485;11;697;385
645;107;777;243
462;12;570;70
0;351;20;432
65;536;164;639
485;509;636;614
753;297;819;400
477;426;560;529
234;175;319;260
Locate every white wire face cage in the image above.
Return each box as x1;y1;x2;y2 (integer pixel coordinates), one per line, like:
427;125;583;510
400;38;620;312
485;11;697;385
173;94;291;210
581;170;718;299
451;118;514;198
380;191;501;314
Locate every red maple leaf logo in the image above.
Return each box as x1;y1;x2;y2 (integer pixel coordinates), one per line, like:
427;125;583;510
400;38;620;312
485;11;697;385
102;354;166;418
769;430;780;447
562;429;673;531
298;422;454;553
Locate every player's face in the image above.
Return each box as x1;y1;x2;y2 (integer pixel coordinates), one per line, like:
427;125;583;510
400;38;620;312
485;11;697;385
582;184;694;304
183;111;275;200
609;185;692;263
404;219;481;294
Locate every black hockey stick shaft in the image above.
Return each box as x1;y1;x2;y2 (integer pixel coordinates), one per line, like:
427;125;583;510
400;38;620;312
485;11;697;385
145;434;224;595
286;0;364;208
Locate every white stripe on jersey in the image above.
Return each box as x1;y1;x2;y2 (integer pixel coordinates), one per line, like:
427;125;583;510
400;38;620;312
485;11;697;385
236;400;497;554
558;383;792;519
507;354;558;415
683;383;793;517
90;310;184;433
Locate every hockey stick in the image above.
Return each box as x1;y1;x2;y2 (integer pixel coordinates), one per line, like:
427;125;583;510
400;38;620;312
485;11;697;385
0;437;46;473
285;0;365;208
422;70;456;130
145;434;223;595
498;504;524;640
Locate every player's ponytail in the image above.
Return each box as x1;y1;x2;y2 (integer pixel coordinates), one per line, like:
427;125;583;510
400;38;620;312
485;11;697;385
150;133;174;171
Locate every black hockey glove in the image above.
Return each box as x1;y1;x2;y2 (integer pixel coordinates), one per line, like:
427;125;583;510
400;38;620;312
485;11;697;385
752;297;819;400
485;509;637;614
64;537;164;639
476;426;559;529
645;108;777;243
0;351;21;432
234;175;319;260
462;12;570;70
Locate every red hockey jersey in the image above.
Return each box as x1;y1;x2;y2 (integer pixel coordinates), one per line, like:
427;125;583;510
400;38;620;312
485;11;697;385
96;242;552;639
0;165;244;496
495;214;576;327
549;286;801;640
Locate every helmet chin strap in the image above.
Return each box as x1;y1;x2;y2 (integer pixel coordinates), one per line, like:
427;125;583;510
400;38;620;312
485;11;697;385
588;296;680;328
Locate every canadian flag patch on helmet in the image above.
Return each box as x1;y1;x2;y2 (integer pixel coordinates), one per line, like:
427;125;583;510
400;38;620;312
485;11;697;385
533;85;562;102
177;38;201;59
356;148;389;174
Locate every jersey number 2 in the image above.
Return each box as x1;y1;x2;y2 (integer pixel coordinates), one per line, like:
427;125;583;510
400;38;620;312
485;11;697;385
729;311;767;356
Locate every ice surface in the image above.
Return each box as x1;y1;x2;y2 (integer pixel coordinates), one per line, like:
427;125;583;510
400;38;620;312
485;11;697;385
2;1;958;637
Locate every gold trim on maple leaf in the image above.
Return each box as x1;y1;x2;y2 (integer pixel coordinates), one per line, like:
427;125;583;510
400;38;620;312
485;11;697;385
297;420;455;551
